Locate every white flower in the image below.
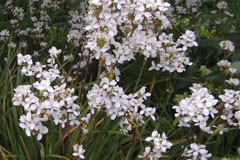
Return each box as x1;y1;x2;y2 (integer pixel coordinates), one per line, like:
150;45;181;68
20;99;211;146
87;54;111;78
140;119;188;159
17;53;33;66
224;11;234;17
139;131;172;159
146;31;196;73
217;1;228;10
72;144;85;159
219;40;235;52
87;76;156;132
217;60;231;68
173;84;218;133
0;29;10;41
178;30;198;51
226;78;240;86
49;46;61;58
84;0;172;66
19;112;48;140
33;80;54;93
219;89;240;128
182;143;212;160
229;67;237;74
31;62;45;74
12;7;25;21
67;10;86;47
14;47;81;140
217;60;238;76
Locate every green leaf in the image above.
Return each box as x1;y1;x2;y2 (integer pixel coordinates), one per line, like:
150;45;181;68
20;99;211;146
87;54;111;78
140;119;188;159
232;61;240;73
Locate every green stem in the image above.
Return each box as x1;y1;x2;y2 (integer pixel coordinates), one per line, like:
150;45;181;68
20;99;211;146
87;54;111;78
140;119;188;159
128;128;137;160
134;59;147;92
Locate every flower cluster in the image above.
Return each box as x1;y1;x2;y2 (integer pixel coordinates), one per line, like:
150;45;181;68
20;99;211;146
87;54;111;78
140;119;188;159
5;4;25;28
0;29;10;42
219;40;235;52
139;131;172;159
174;0;200;14
28;0;58;40
182;143;212;160
4;0;239;158
3;0;60;48
217;60;238;76
211;0;234;25
87;77;156;133
84;0;197;73
217;1;228;10
149;30;197;72
217;60;239;86
67;7;86;47
219;89;240;128
173;84;218;133
12;47;81;140
72;144;85;159
226;78;240;86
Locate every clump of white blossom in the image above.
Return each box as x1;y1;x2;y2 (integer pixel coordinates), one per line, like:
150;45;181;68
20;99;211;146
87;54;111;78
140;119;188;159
6;0;239;158
148;30;197;72
174;0;201;14
182;143;212;160
210;0;234;25
10;7;25;27
139;131;172;159
28;0;59;39
225;78;240;86
219;89;240;128
217;60;238;76
84;0;197;73
67;6;86;47
217;60;239;86
173;84;218;133
219;40;235;52
72;144;85;159
217;1;228;10
87;77;156;133
12;47;81;140
80;113;92;135
3;0;60;46
0;29;10;42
